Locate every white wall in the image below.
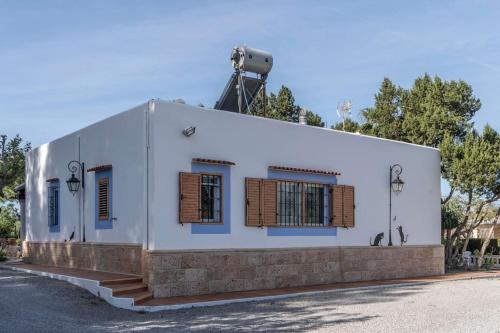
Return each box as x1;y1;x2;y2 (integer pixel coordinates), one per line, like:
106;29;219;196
26;100;441;250
148;101;442;250
26;134;79;242
25;103;147;245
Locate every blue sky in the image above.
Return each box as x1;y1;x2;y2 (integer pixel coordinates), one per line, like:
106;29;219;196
1;0;499;149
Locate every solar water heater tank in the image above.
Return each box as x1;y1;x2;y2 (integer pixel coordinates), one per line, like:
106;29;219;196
231;46;273;75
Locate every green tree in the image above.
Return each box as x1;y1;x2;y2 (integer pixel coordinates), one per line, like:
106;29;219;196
305;110;325;127
274;86;299;122
1;134;31;200
361;78;405;140
250;85;324;127
331;118;361;133
0;203;20;238
0;134;30;239
359;75;481;146
441;198;464;232
441;125;499;202
401;74;481;147
438;125;499;266
354;75;495;267
356;75;482;202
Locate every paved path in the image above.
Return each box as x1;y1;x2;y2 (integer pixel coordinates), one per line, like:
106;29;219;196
1;266;499;333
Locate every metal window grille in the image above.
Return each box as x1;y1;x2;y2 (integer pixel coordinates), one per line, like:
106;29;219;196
201;174;221;222
48;185;59;226
304;183;327;226
277;181;329;227
278;181;302;226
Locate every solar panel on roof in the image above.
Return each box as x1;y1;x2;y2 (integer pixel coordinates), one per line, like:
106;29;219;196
214;73;263;113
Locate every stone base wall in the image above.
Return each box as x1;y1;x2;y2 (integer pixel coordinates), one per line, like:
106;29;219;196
22;241;143;275
145;245;444;298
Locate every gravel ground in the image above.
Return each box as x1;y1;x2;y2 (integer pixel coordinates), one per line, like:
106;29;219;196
1;266;499;333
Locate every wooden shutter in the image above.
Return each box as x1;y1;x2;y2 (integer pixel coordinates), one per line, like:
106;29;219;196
331;185;355;228
343;185;355;228
245;178;262;226
179;172;201;223
331;185;344;227
262;179;277;226
98;178;110;221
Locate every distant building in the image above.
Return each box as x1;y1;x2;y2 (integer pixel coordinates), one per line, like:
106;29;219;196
472;223;500;239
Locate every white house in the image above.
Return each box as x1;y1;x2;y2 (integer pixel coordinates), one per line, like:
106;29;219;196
23;99;444;299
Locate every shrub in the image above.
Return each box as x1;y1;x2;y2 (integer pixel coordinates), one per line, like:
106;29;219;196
0;204;20;238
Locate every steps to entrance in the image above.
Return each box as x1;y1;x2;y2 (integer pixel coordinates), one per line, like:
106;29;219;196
4;262;153;309
100;278;153;304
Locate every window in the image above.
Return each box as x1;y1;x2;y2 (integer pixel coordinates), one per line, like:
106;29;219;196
48;181;60;232
277;181;302;226
277;181;329;227
304;183;326;225
200;174;222;223
95;169;113;229
246;178;354;228
179;172;223;223
98;177;110;221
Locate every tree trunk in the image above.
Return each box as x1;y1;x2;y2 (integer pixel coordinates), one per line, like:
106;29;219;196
446;222;467;267
477;207;500;268
477;226;494;268
461;231;472;255
441;188;455;205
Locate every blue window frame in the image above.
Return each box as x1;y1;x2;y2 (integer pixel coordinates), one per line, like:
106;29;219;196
95;169;113;229
267;170;337;236
276;181;330;227
191;163;231;234
200;174;222;223
48;180;60;232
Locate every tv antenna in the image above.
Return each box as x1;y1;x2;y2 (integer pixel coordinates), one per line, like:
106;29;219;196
336;100;352;131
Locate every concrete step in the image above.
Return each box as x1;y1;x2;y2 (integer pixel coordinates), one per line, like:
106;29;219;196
100;277;143;286
111;283;148;296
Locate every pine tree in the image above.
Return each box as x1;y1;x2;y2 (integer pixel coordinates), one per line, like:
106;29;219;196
250;85;324;127
361;78;405;140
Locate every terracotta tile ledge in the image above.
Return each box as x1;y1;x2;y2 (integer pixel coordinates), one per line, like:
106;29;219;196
4;262;140;281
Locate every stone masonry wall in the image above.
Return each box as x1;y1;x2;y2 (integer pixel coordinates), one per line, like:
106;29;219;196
145;245;444;298
22;241;143;275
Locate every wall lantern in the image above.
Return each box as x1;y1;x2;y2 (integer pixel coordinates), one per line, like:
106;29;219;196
66;160;85;195
182;126;196;137
388;164;404;246
391;171;405;193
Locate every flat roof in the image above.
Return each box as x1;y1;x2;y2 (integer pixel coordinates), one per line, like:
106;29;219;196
32;99;439;153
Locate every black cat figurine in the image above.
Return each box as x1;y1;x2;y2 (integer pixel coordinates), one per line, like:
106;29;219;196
396;225;408;246
370;232;384;246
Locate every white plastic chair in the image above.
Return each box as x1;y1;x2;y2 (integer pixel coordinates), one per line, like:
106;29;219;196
462;251;472;267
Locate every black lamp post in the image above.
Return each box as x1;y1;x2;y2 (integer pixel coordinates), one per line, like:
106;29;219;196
66;160;85;242
66;160;84;195
389;164;404;246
